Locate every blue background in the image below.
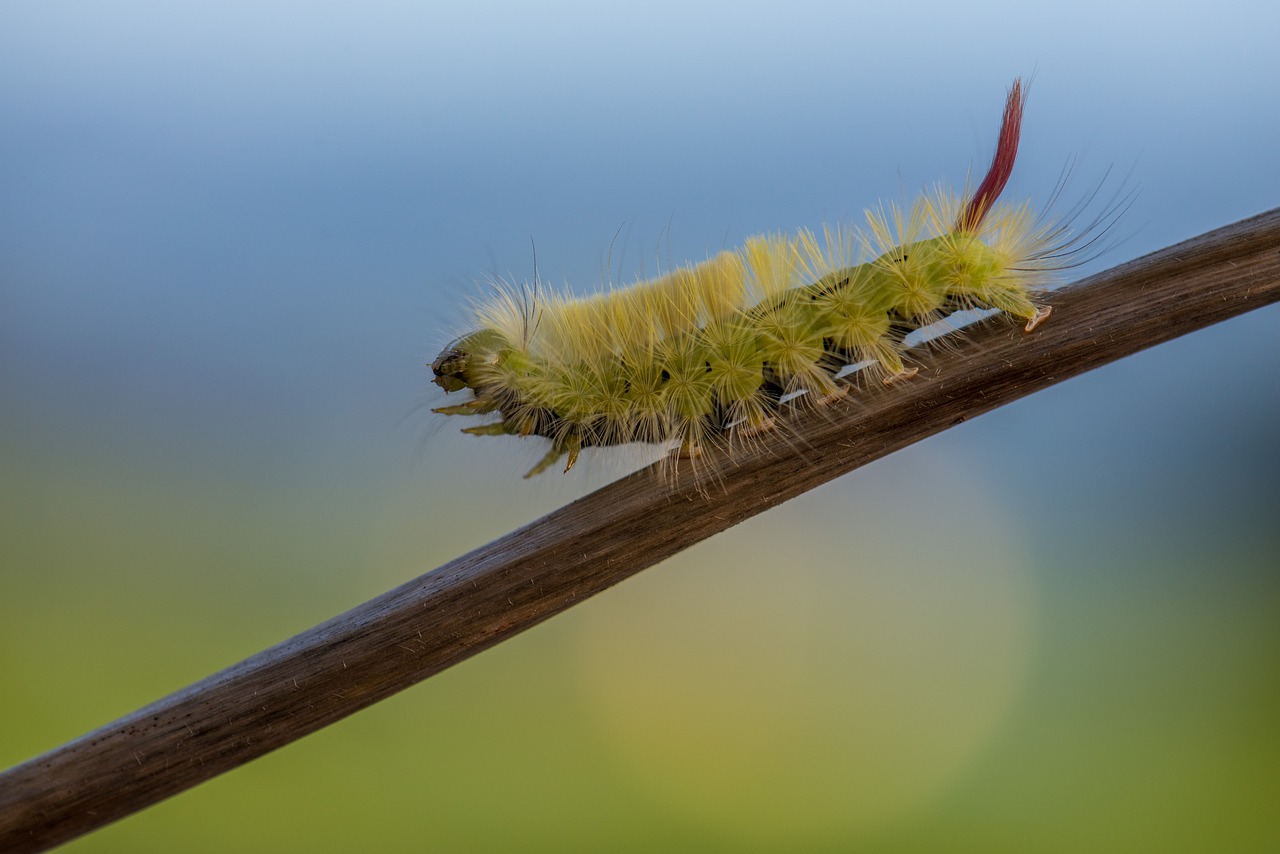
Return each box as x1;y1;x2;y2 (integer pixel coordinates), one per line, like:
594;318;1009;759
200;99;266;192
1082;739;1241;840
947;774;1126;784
3;1;1279;850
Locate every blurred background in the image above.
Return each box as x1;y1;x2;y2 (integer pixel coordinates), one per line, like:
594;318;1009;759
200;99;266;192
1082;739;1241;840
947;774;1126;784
3;1;1278;850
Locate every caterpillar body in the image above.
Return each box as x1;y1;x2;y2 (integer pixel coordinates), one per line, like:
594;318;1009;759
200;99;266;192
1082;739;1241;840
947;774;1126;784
432;80;1068;478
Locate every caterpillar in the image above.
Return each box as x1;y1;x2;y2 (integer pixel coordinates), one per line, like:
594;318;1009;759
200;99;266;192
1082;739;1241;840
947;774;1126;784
432;79;1073;478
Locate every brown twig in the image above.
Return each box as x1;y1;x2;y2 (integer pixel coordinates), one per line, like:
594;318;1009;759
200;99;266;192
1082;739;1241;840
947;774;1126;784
2;209;1279;852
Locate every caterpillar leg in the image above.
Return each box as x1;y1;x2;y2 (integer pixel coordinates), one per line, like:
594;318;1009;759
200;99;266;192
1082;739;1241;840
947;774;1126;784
563;435;582;474
524;445;566;478
1024;305;1052;332
434;396;499;416
816;385;849;406
677;440;702;460
883;368;919;385
734;415;777;438
462;421;511;437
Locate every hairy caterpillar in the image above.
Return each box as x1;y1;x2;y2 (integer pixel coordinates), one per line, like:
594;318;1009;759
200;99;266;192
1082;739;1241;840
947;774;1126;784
432;79;1073;478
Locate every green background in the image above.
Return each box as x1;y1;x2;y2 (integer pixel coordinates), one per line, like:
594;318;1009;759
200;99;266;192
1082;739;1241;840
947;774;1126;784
3;1;1279;850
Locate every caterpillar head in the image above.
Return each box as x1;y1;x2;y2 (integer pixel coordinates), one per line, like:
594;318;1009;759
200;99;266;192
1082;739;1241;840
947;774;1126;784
431;329;508;393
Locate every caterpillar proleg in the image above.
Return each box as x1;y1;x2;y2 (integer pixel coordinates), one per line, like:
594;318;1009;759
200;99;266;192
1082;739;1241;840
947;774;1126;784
433;79;1077;478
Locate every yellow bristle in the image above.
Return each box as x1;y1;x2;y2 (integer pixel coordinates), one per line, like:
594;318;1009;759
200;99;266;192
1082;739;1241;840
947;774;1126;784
432;80;1078;477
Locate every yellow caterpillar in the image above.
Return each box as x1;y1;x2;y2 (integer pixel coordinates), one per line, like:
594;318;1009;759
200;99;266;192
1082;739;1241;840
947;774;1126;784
432;80;1068;477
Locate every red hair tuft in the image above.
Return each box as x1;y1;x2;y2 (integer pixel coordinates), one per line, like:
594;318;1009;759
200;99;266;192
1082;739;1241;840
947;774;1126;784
956;78;1025;232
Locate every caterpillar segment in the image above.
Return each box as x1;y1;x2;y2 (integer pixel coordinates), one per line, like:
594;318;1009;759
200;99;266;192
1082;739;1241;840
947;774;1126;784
432;79;1063;478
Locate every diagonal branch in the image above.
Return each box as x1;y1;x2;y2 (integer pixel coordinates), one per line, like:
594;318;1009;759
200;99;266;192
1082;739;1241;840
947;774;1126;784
2;208;1279;853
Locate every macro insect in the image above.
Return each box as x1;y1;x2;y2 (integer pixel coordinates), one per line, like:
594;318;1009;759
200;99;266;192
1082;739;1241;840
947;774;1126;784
431;79;1079;477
